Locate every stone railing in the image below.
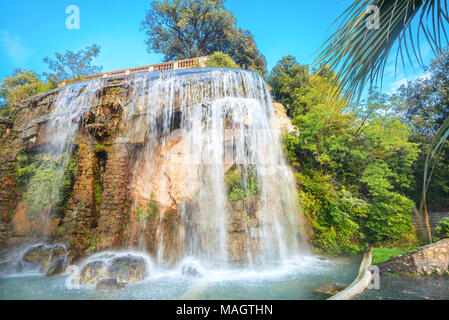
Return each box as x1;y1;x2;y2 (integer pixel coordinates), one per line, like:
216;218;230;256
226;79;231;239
59;56;208;87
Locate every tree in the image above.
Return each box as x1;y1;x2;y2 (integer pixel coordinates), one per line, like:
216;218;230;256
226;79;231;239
0;69;55;116
279;57;420;252
316;0;449;242
268;56;310;116
43;44;103;82
393;50;449;211
141;0;266;75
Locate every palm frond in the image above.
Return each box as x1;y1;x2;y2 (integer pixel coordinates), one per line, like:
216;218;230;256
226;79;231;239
315;0;449;102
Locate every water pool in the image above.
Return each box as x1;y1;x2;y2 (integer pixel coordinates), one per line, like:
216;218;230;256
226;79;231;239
0;255;360;300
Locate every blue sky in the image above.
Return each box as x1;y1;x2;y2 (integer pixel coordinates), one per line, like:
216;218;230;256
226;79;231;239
0;0;437;94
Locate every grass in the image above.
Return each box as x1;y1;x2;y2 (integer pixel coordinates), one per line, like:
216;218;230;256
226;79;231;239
372;247;417;265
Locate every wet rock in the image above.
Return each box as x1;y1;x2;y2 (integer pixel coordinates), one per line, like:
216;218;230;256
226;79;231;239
181;264;202;277
20;244;68;274
45;257;67;277
108;255;146;283
78;261;107;285
96;279;127;292
0;261;17;275
21;245;52;271
77;254;147;286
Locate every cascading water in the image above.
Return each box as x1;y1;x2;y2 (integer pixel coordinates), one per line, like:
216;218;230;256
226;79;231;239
120;68;305;267
14;80;106;236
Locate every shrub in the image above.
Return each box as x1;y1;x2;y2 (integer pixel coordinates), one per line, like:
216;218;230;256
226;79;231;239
204;52;240;69
435;217;449;241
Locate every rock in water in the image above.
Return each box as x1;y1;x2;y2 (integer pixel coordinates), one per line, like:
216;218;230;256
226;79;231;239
20;244;68;275
21;245;52;270
108;255;146;283
45;257;67;277
96;279;127;292
77;253;147;286
181;264;202;277
78;261;107;285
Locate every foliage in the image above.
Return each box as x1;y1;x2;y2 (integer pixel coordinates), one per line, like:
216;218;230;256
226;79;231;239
141;0;266;75
316;1;448;241
372;247;417;265
85;233;100;253
0;69;57;115
268;56;309;116
278;56;420;254
203;52;239;69
393;50;449;211
43;44;103;82
224;165;259;202
135;192;160;223
434;217;449;241
14;151;78;219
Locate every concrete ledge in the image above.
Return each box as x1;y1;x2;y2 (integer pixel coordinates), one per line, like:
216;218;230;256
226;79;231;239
328;248;373;300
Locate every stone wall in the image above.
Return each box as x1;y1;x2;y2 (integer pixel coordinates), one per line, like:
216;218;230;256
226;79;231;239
379;239;449;276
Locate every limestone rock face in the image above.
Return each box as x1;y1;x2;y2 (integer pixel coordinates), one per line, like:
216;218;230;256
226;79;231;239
379;239;449;276
272;103;295;134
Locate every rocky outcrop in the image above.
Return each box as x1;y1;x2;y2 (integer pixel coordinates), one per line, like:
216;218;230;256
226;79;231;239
379;239;449;276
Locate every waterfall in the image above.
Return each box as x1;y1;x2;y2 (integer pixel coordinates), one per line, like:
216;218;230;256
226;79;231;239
121;69;305;267
16;68;305;268
15;80;106;235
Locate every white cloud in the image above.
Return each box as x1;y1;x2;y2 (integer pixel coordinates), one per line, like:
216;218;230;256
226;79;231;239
0;30;33;65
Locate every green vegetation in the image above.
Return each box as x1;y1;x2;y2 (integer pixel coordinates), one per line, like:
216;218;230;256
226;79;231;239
85;233;100;253
0;69;57;116
43;44;103;82
135;192;160;223
316;0;449;241
203;52;239;69
141;0;266;75
14;151;78;219
372;247;417;265
224;165;259;202
434;218;449;242
272;56;422;255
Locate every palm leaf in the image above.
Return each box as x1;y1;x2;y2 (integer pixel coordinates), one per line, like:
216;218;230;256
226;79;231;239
315;0;449;102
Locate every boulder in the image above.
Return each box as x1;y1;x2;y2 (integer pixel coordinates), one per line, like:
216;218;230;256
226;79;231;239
77;254;147;286
45;257;67;277
78;261;107;285
181;264;202;278
20;244;68;275
96;279;127;292
21;245;51;265
108;255;146;283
